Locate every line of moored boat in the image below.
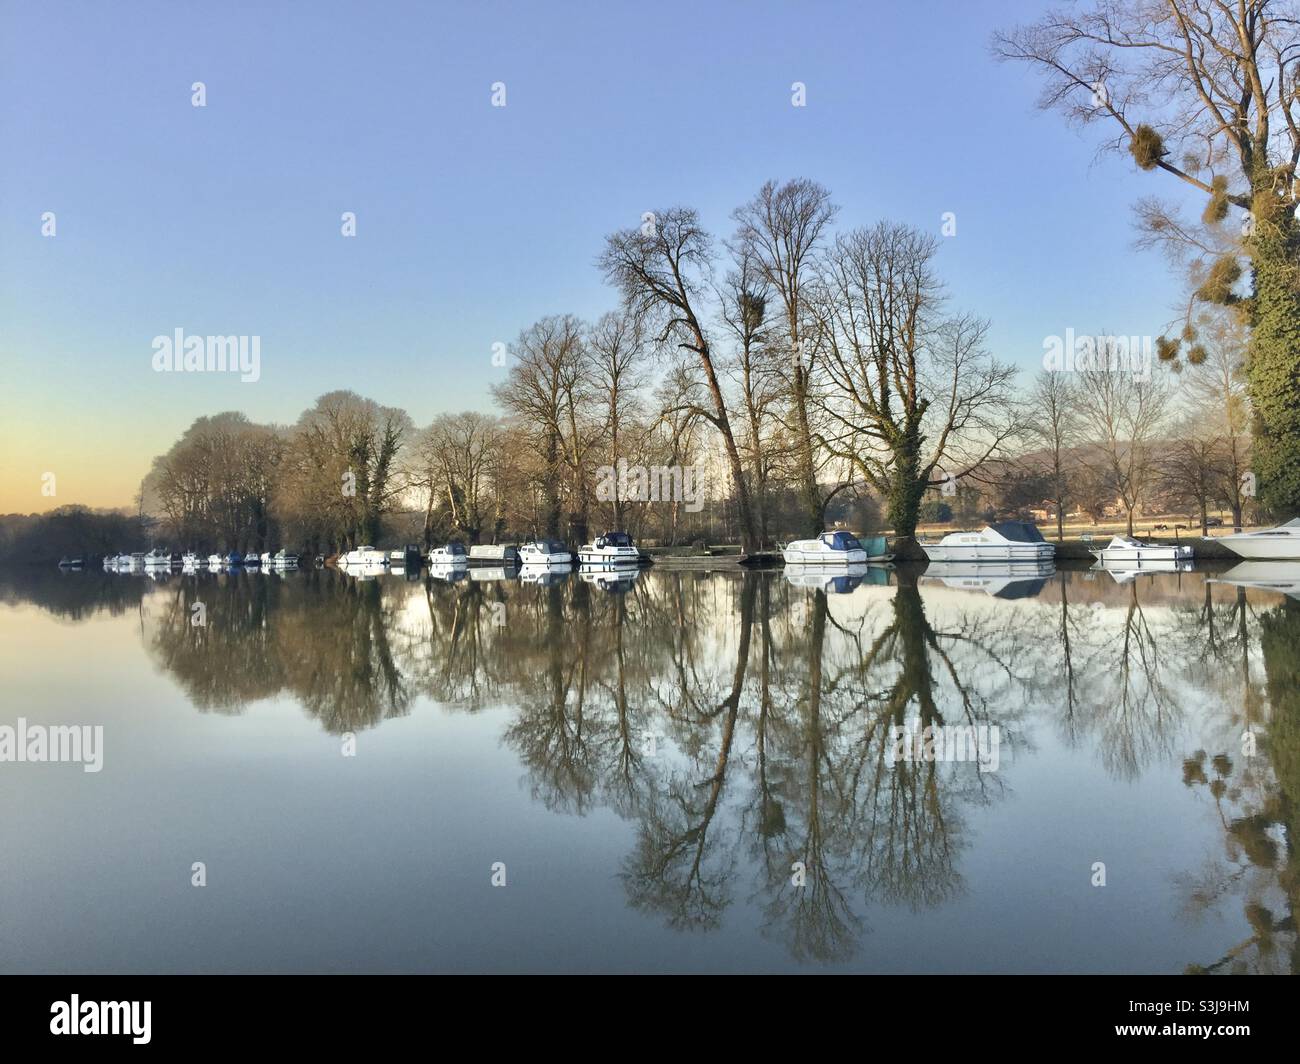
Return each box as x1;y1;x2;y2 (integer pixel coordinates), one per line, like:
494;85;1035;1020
780;518;1300;568
64;518;1300;576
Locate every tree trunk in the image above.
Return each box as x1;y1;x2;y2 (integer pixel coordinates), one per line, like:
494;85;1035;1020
791;362;822;536
698;350;760;553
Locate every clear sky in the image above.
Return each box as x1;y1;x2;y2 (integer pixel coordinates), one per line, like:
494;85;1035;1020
0;0;1194;512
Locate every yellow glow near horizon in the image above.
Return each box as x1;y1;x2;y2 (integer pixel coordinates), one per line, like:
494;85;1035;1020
0;412;160;514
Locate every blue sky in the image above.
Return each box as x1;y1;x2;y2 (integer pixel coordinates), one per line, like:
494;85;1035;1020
0;0;1194;509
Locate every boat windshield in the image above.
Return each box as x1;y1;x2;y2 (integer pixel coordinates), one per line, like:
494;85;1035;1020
989;521;1046;543
445;542;466;555
542;539;567;553
821;531;863;551
603;532;632;548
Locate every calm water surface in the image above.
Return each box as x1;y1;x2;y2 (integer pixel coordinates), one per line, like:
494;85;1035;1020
1;563;1296;973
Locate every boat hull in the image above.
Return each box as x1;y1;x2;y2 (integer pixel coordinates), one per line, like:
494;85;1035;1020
1091;545;1193;563
1219;534;1300;560
578;549;641;567
783;546;869;565
920;543;1054;562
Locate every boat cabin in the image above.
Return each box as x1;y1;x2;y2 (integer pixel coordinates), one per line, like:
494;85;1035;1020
820;531;863;552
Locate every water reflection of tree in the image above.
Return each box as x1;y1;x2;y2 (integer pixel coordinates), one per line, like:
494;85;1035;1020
143;571;412;731
36;565;1291;966
1180;597;1300;974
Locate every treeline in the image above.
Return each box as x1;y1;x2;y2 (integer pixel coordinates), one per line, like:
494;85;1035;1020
10;178;1266;561
0;507;149;564
136;179;1023;555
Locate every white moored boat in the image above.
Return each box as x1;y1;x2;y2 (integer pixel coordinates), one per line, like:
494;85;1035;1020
143;548;172;567
919;521;1055;562
207;553;223;566
578;531;642;567
340;545;388;567
181;552;200;568
519;539;572;566
428;542;469;565
270;549;299;568
1219;518;1300;559
1089;535;1193;564
783;531;890;565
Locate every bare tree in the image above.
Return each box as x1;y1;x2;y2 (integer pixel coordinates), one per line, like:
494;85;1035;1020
732;179;839;535
492;315;586;539
587;310;648;530
994;0;1300;517
812;222;1020;542
409;412;503;545
1027;371;1080;541
600;207;762;553
1183;313;1254;529
1075;350;1169;535
718;247;781;545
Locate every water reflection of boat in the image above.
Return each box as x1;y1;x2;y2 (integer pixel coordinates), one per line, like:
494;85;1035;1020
1209;560;1300;599
1092;558;1193;584
520;562;573;586
343;561;389;579
470;565;520;582
426;562;469;583
580;567;642;592
783;563;891;593
920;559;1055;598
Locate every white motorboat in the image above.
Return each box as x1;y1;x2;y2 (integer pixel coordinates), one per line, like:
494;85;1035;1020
270;549;298;568
468;543;520;566
207;553;224;566
1089;535;1192;563
428;542;469;565
143;548;172;567
103;554;118;569
519;539;572;566
1219;518;1300;559
578;531;642;567
1210;560;1300;600
126;552;146;569
783;531;891;565
919;521;1055;562
920;558;1056;598
340;545;388;567
181;552;200;568
244;553;262;568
